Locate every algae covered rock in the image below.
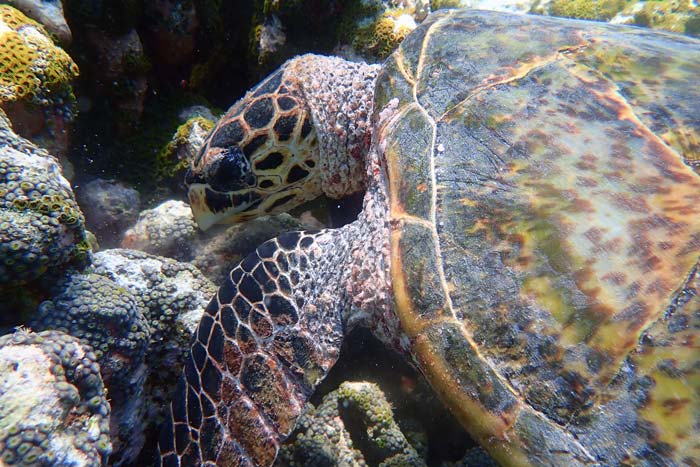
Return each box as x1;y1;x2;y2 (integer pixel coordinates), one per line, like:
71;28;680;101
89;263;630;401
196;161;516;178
276;381;426;467
543;0;626;20
0;329;111;467
0;109;88;288
156;115;215;192
617;0;700;36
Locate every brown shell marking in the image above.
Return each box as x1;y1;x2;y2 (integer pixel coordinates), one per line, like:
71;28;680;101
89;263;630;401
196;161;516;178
378;9;700;467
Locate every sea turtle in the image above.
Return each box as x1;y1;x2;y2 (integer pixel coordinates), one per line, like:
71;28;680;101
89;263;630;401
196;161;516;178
158;9;700;467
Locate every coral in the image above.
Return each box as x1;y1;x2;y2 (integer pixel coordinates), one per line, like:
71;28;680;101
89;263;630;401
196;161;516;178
7;0;72;44
0;329;111;466
29;273;149;466
340;6;418;62
89;249;216;433
156;115;215;191
27;248;216;464
275;381;426;467
0;5;78;104
430;0;462;10
76;178;141;248
121;200;199;260
548;0;627;21
626;0;700;36
0;110;88;287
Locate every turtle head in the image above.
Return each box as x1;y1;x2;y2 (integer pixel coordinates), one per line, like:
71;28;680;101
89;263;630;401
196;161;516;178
186;67;322;230
187;55;380;230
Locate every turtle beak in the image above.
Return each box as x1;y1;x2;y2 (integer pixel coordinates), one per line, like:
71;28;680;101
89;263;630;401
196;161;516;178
187;184;219;231
185;168;220;231
187;183;264;231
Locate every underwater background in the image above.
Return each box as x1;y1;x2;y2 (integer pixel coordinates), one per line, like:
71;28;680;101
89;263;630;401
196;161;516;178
1;1;699;466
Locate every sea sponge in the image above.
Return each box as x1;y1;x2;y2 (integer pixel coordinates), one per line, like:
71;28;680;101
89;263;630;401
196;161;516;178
0;5;79;104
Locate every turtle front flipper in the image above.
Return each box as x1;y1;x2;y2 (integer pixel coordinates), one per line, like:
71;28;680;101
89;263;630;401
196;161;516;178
158;229;349;467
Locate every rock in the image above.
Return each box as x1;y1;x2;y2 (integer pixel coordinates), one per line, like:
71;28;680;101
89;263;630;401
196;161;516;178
29;273;150;466
258;14;287;61
0;109;88;288
178;104;218;123
275;381;427;467
82;27;149;132
121;200;199;260
76;178;141;248
0;4;79;156
156;116;215;193
444;447;500;467
62;0;142;34
190;213;310;284
121;199;315;283
0;329;111;467
6;0;72;44
142;0;199;67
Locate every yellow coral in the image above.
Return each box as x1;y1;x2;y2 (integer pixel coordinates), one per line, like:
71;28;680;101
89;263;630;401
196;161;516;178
353;10;417;61
0;5;79;103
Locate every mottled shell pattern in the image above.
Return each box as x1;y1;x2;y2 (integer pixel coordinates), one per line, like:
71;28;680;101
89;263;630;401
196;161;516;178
376;9;700;467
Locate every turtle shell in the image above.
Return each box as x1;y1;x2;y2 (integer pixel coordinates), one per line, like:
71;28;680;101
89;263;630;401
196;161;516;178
375;9;700;467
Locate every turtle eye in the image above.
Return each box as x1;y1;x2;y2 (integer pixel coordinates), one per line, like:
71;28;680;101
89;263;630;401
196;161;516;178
205;146;254;192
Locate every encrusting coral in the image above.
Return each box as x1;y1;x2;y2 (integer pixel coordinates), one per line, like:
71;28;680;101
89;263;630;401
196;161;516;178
0;329;111;467
0;108;88;288
0;5;78;105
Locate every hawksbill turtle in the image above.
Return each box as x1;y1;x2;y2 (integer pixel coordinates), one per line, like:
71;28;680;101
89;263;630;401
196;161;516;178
158;9;700;467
